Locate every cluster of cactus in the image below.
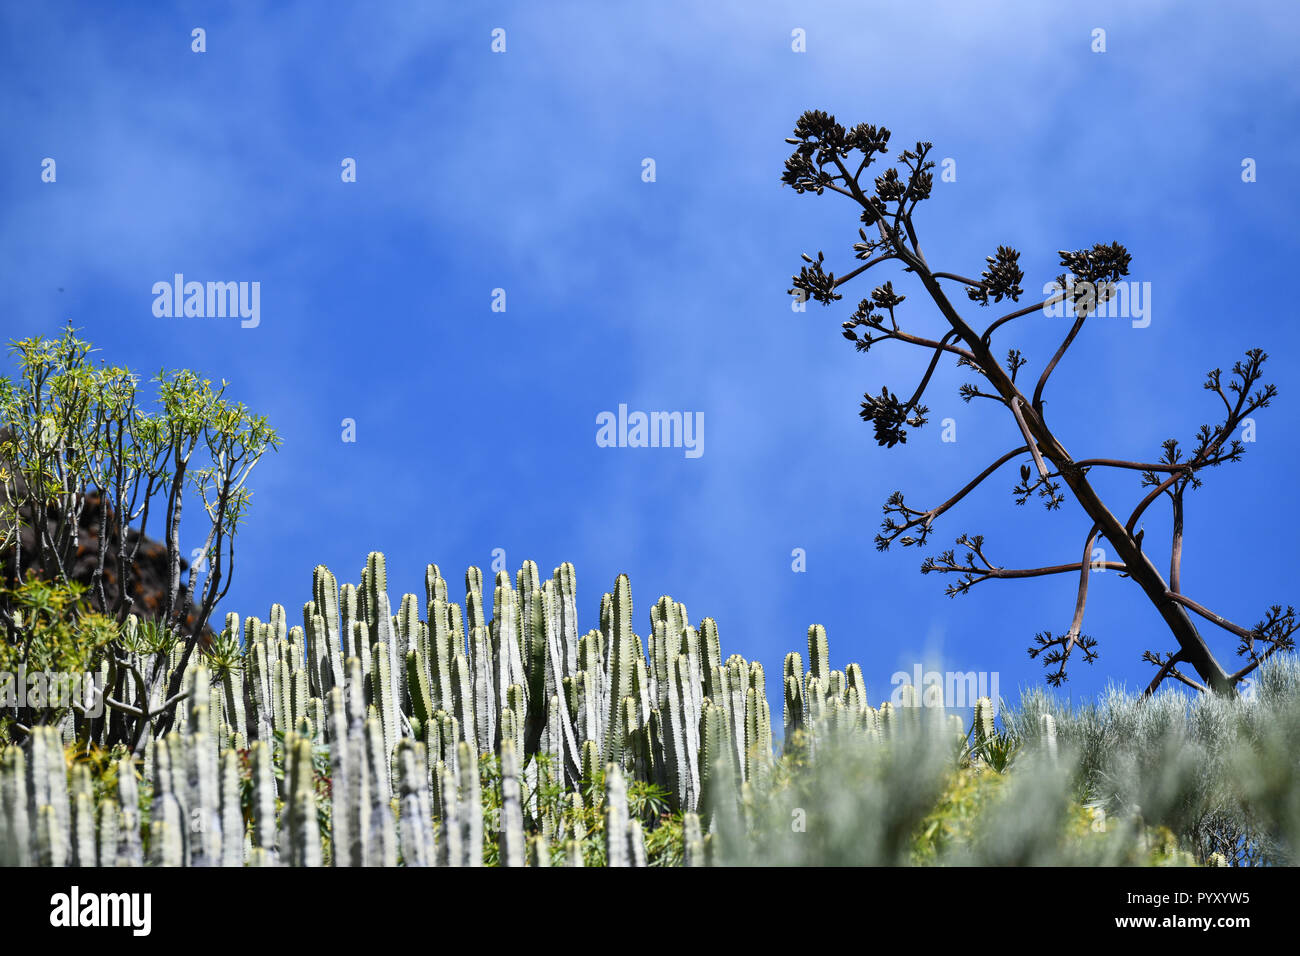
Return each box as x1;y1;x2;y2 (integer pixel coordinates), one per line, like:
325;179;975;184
0;552;993;866
782;624;969;753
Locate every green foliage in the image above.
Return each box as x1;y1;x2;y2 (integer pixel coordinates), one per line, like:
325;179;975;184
0;578;117;675
1;326;278;751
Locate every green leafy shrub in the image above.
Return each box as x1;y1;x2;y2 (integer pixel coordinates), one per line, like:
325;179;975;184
0;326;278;751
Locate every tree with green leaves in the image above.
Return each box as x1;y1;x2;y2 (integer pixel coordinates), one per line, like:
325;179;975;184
0;325;279;747
780;110;1294;696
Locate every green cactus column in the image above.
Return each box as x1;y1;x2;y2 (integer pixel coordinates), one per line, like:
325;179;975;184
185;666;223;866
116;754;143;866
340;726;369;867
469;624;495;753
682;812;706;867
396;739;434;866
603;575;637;767
314;564;345;692
972;696;996;754
0;746;29;865
603;762;629;868
1039;712;1058;761
436;763;463;867
663;653;700;811
528;833;551;867
285;735;322;867
498;739;526;867
457;741;483;866
96;797;121;869
249;740;277;857
219;750;244;866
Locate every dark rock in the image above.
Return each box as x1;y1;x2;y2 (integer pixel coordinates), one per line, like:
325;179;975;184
1;437;214;648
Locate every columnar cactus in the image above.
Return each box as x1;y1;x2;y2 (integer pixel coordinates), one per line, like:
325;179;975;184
436;763;462;867
682;812;705;867
973;696;997;751
285;735;322;867
498;739;525;867
808;624;830;690
220;751;244;866
783;651;805;738
1039;712;1059;761
663;653;700;810
1;552;1084;868
0;745;29;865
96;796;120;869
469;623;495;753
250;740;277;855
603;762;629;868
528;833;550;867
396;739;433;867
149;789;183;867
116;753;143;866
457;741;482;867
603;575;637;766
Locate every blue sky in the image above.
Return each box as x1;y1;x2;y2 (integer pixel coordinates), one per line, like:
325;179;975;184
3;1;1298;721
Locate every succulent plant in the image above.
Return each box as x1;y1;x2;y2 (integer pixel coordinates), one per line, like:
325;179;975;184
4;551;1288;868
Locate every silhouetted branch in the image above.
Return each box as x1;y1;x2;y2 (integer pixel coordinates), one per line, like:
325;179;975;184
782;109;1290;695
875;446;1028;549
